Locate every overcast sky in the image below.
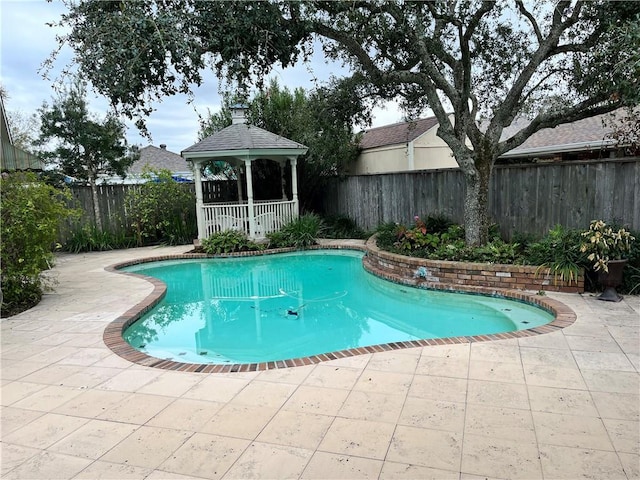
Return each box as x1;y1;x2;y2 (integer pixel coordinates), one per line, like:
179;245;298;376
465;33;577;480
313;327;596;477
1;0;405;153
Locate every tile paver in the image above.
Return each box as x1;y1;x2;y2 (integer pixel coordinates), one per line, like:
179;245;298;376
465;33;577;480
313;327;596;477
1;245;638;479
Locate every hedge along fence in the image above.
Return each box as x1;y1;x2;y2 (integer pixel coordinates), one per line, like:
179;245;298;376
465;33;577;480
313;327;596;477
59;180;236;243
322;158;640;238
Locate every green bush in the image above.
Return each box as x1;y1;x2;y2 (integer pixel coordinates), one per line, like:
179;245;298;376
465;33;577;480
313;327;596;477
1;172;79;316
64;223;136;253
322;215;369;239
267;213;325;248
125;169;197;246
201;230;262;254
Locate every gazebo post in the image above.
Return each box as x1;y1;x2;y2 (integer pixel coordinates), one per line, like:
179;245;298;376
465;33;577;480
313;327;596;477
236;165;244;202
244;159;256;239
290;157;299;218
280;162;287;200
193;161;206;240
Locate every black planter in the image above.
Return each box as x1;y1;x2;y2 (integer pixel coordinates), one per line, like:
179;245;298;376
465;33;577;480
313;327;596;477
597;259;628;302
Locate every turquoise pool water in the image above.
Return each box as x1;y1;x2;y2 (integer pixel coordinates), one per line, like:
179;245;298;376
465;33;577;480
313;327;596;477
122;250;553;364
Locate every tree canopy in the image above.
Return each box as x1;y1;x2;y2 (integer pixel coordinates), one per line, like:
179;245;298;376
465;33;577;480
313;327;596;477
37;81;137;230
53;0;640;244
199;79;361;210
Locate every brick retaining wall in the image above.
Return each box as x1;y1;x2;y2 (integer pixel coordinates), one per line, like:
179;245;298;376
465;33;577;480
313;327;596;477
364;237;584;294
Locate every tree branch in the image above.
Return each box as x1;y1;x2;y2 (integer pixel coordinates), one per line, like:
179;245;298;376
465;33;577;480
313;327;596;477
515;0;543;44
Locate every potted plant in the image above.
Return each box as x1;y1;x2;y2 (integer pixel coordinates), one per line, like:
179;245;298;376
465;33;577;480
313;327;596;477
580;220;636;301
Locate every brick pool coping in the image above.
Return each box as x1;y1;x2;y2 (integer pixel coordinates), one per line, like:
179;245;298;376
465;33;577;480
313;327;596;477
103;243;576;373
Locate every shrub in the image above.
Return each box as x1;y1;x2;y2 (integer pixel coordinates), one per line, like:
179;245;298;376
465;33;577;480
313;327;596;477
125;168;197;246
267;213;325;248
579;220;635;272
64;224;136;253
201;230;262;254
322;215;369;239
1;172;79;316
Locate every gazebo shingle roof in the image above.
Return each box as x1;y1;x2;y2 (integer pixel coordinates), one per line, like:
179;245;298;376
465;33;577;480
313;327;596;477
183;124;306;153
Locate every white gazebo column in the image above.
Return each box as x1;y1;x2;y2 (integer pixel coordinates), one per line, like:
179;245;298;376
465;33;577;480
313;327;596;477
193;161;206;240
280;161;287;200
244;158;256;239
290;157;299;218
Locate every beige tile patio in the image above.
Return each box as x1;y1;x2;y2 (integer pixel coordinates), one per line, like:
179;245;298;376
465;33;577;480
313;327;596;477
1;443;41;477
591;391;640;420
282;385;350;416
53;389;130;418
97;393;174;424
0;406;44;435
48;419;138;459
158;432;249;479
581;369;640;393
59;366;124;388
18;364;85;385
408;374;467;403
222;442;313;479
73;461;153;479
100;425;192;470
301;451;383;479
0;360;49;380
365;351;420;373
470;342;521;364
200;403;278;439
318;417;395;460
379;461;459;479
231;380;297;408
181;375;251;403
146;470;206;480
136;371;204;397
338;389;405;423
147;398;223;432
1;381;47;406
302;364;362;389
565;333;625;353
527;385;599;416
538;443;627;479
464;404;536;443
387;425;462;472
461;434;542;479
415;354;469;378
11;384;85;412
618;453;640;480
520;345;579;367
256;364;315;384
398;396;465;433
2;412;88;449
523;364;588;389
2;450;92;480
466;379;530;410
95;367;162;392
468;359;525;384
532;411;615;450
573;351;637;371
256;409;334;450
353;370;414;396
602;418;640;455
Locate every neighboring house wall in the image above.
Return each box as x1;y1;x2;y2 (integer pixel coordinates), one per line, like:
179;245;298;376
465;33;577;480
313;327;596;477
354;111;629;174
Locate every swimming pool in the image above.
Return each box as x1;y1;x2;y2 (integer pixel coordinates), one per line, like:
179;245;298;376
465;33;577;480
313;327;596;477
121;250;553;364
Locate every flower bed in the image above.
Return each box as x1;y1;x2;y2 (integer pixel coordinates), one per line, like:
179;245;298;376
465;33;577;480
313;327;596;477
364;236;584;293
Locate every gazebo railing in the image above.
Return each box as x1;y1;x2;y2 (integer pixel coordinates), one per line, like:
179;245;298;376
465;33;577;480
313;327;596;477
201;199;297;239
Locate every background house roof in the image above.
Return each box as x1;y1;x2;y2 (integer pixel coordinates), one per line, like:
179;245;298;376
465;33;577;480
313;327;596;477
359;116;440;149
131;145;191;174
182;123;306;153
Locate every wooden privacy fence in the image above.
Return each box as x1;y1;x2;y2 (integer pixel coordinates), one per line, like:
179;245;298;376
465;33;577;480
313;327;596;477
322;158;640;238
65;180;235;235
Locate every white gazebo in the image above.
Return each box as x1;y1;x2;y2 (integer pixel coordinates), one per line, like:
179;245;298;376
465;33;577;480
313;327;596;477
182;107;308;242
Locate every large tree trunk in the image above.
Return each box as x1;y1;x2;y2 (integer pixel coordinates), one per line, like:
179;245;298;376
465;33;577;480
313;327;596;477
89;176;103;232
462;157;492;246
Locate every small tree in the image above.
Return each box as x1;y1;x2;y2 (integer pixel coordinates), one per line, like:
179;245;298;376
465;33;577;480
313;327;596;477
0;172;79;316
37;81;137;231
125;169;197;246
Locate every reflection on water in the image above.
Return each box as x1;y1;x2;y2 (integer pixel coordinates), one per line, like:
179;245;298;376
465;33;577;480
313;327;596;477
122;251;553;364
